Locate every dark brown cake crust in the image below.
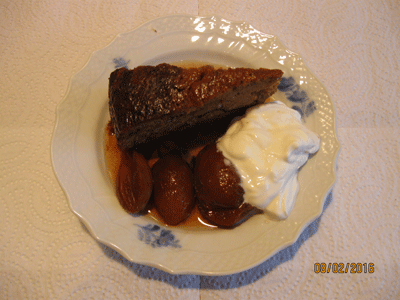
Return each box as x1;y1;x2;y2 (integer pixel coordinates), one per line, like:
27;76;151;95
109;63;283;150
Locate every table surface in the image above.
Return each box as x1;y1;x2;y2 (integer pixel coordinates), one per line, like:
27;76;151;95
1;1;399;299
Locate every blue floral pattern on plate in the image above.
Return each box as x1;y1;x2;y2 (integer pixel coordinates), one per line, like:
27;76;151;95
113;57;130;69
278;77;316;118
136;224;181;248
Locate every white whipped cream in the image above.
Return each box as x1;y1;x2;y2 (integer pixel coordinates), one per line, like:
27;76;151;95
217;101;320;219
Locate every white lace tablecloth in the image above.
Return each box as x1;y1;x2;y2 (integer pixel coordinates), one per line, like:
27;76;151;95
1;0;399;299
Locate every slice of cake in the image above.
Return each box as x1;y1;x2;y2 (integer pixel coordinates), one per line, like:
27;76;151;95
108;63;283;150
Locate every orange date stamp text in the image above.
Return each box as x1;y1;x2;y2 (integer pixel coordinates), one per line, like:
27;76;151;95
314;263;374;274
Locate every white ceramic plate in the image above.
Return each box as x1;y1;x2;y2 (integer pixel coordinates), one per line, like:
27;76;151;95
51;15;340;275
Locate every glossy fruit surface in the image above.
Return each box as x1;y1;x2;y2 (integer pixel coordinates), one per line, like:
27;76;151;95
194;143;244;209
197;202;262;229
116;151;153;213
152;155;195;225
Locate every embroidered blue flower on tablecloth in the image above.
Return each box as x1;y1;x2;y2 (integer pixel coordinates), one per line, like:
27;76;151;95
113;57;130;69
136;224;181;248
278;77;316;118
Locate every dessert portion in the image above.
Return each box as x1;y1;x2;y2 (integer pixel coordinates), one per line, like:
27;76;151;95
105;62;319;229
108;63;283;150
